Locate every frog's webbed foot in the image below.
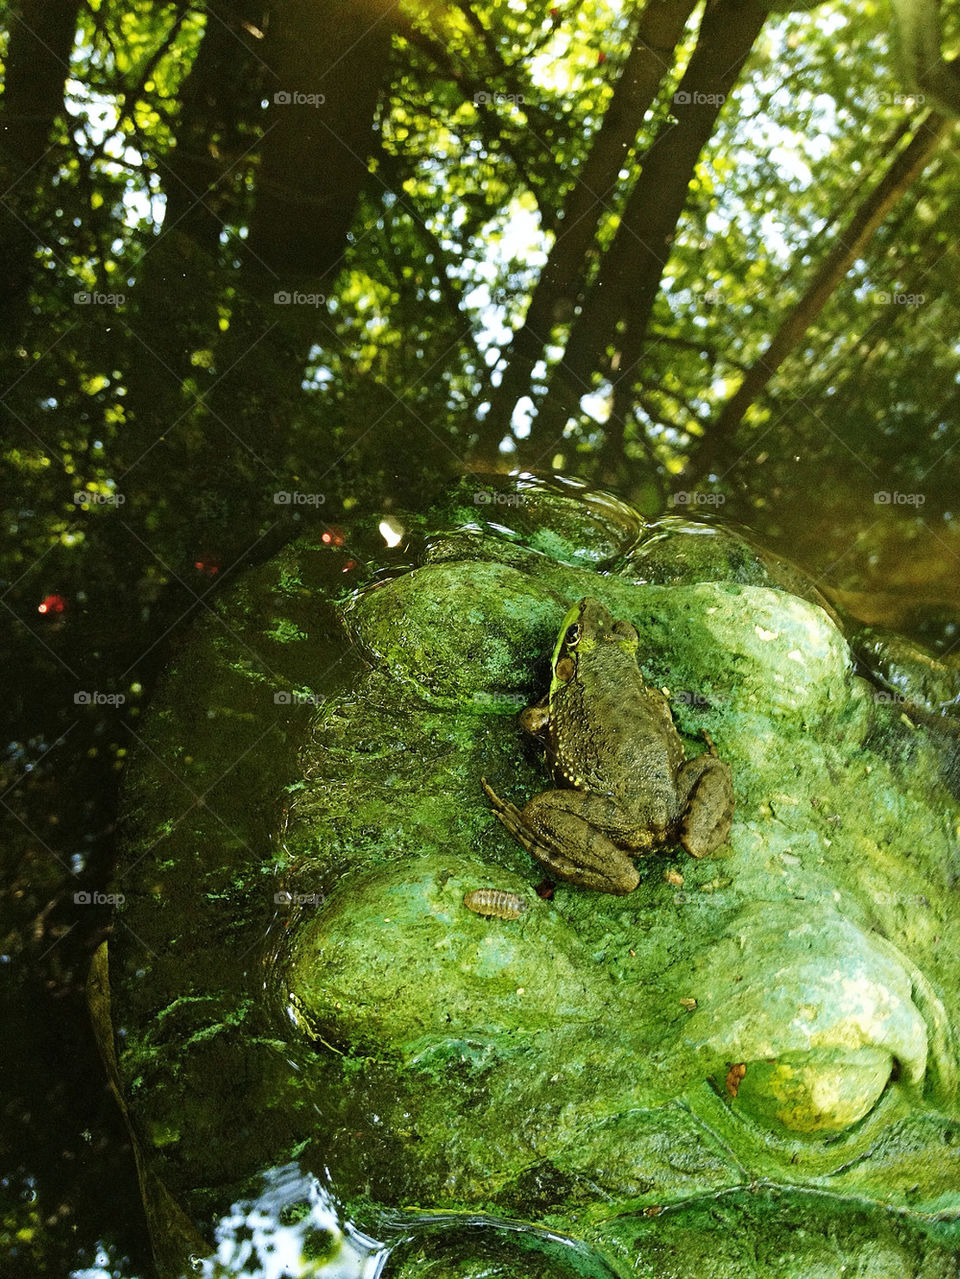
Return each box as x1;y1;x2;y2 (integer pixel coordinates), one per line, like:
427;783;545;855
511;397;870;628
676;753;735;858
481;777;527;838
481;777;539;859
481;778;640;895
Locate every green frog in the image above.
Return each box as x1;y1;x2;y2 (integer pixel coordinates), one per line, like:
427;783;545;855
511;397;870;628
482;597;735;894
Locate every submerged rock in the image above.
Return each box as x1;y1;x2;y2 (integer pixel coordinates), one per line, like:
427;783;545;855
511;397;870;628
107;477;960;1278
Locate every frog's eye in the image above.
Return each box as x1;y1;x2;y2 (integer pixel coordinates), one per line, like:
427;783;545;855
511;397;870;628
563;623;582;648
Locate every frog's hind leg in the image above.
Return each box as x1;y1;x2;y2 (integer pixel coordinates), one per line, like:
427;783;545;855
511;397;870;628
675;753;735;858
481;779;639;895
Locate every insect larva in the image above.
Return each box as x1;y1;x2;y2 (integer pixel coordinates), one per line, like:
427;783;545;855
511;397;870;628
463;888;528;920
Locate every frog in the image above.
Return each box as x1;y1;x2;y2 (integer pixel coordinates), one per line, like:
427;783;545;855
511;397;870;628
482;597;735;894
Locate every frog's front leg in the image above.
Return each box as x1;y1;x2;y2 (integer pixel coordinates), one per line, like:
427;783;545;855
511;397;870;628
675;751;735;858
481;779;640;894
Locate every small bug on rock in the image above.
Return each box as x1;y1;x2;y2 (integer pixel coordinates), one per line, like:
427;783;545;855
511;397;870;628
463;889;528;920
725;1062;747;1098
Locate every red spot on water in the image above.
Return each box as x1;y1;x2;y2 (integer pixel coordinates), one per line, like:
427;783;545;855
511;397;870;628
321;527;346;548
342;560;357;573
194;555;220;576
38;594;68;615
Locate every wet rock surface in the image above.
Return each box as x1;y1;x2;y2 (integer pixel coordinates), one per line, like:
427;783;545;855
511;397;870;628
109;478;960;1277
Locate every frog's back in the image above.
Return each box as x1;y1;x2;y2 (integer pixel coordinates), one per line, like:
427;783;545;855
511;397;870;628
599;681;686;789
551;675;685;800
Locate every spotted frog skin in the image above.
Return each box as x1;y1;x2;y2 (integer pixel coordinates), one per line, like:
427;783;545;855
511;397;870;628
482;597;735;894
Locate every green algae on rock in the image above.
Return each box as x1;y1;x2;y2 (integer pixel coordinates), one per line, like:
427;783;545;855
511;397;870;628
108;477;960;1278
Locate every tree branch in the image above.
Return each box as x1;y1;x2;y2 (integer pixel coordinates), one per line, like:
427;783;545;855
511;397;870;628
530;0;770;457
680;111;950;485
474;0;699;453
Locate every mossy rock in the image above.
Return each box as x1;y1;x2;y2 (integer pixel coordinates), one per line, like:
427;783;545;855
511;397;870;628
105;477;960;1277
